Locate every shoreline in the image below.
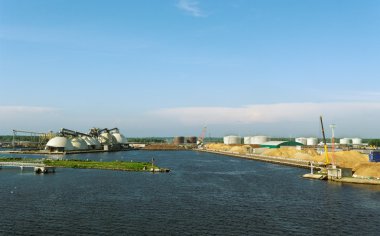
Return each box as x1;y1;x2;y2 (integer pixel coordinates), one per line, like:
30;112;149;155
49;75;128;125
199;149;380;185
0;158;169;173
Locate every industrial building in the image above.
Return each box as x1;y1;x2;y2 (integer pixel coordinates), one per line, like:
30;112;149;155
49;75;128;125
45;127;128;152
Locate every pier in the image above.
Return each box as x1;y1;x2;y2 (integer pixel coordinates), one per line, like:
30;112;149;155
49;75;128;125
0;162;55;174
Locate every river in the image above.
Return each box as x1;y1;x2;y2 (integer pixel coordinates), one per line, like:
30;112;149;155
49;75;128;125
1;150;380;235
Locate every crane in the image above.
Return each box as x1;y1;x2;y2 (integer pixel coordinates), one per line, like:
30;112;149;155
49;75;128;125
320;116;330;165
197;126;207;147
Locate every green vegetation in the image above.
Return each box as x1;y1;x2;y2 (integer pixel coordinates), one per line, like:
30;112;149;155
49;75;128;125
368;139;380;147
0;157;41;163
0;157;158;171
127;137;167;143
43;159;156;171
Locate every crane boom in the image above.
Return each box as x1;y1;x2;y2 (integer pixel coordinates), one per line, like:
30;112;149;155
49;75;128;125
320;116;330;165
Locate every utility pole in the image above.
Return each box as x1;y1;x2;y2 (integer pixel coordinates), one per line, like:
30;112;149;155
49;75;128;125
329;124;336;166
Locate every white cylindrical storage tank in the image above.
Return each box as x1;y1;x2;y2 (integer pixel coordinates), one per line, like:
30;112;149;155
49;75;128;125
70;137;88;150
244;136;252;144
252;136;268;145
223;136;242;145
306;137;318;146
223;136;229;144
352;138;362;145
340;138;352;145
295;137;307;145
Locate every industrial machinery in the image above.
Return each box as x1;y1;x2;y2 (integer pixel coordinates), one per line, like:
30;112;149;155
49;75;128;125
320;116;330;165
197;126;207;147
12;129;53;149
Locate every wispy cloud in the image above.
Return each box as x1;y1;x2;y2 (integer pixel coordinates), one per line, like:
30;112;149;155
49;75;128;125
0;106;58;114
152;102;380;125
177;0;205;17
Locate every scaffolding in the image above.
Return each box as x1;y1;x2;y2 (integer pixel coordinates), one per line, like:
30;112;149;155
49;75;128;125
12;129;53;150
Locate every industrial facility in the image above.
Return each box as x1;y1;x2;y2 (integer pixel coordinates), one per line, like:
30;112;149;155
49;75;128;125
45;127;128;152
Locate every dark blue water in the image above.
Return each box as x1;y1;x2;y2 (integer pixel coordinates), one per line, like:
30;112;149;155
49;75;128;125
1;150;380;235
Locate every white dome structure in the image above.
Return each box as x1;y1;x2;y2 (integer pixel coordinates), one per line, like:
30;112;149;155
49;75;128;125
111;133;128;144
223;136;242;145
306;137;318;146
352;138;362;145
295;137;307;145
252;136;269;145
82;136;101;149
70;137;88;150
45;137;74;152
99;133;117;145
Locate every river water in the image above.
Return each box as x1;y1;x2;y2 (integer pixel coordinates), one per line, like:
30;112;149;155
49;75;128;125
1;150;380;235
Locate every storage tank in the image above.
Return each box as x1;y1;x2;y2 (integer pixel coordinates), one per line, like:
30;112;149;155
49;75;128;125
340;138;352;145
251;136;268;145
352;138;362;145
306;137;318;146
45;136;74;152
295;137;307;145
173;136;185;144
244;137;252;144
186;136;197;144
223;136;242;145
70;137;88;150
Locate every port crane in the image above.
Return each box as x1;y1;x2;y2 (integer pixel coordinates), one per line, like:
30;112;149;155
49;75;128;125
197;126;207;147
319;116;330;165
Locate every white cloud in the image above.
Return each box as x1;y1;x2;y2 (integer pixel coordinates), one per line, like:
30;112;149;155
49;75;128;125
0;106;58;114
153;102;380;125
177;0;205;17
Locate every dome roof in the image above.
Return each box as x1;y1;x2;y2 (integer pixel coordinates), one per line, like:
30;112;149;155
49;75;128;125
99;133;117;145
112;133;128;144
82;136;101;148
46;137;74;151
70;137;88;150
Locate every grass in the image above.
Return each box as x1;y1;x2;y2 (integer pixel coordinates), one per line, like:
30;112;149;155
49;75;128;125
0;157;159;171
43;159;157;171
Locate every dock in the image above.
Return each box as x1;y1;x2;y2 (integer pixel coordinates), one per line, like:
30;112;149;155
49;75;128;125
0;162;55;174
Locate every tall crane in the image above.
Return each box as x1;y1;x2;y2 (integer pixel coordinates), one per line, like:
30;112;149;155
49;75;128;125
197;126;207;147
320;116;330;165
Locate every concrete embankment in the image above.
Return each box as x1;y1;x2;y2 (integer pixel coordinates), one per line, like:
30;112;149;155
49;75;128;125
198;149;324;169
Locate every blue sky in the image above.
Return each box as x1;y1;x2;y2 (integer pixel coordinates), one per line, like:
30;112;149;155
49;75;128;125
1;0;380;138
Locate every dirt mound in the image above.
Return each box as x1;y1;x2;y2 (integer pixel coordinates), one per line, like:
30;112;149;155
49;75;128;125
205;144;380;177
353;163;380;178
329;151;369;170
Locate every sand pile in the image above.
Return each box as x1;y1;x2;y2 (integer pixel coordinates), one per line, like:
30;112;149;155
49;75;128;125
205;143;380;178
229;145;251;154
261;147;324;162
205;143;251;154
329;151;369;170
353;163;380;178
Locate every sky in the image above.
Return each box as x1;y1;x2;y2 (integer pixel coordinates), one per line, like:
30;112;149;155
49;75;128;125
0;0;380;138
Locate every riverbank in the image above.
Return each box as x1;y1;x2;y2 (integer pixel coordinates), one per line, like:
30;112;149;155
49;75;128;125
200;148;380;185
0;157;165;172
